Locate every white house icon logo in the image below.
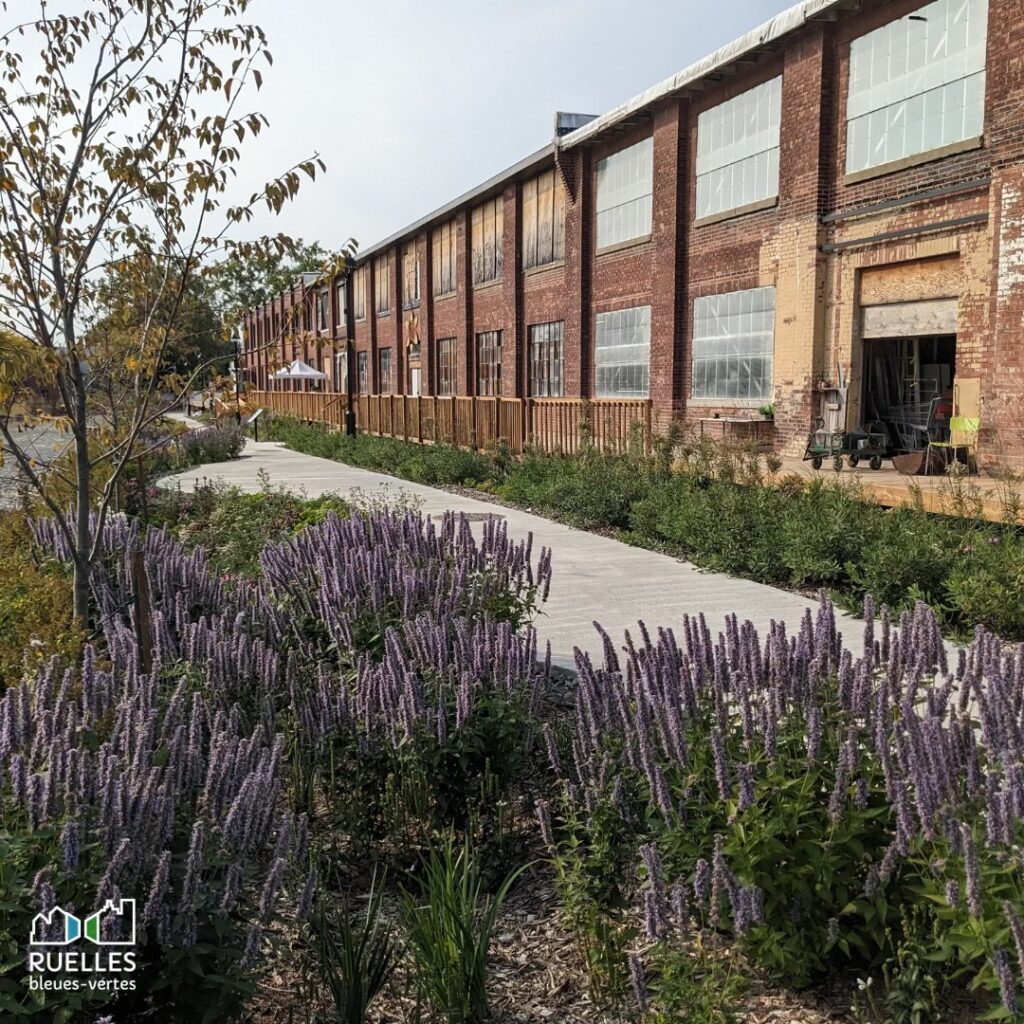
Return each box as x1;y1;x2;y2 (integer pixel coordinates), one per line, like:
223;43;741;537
30;900;136;947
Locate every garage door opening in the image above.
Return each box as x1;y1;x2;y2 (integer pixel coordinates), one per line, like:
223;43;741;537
859;297;958;452
861;335;955;452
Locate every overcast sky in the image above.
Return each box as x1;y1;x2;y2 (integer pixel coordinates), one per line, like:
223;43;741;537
242;0;789;254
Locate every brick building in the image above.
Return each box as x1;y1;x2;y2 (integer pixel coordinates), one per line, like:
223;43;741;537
241;0;1024;467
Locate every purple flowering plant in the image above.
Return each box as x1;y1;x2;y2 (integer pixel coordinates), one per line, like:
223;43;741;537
3;502;551;1020
539;596;1024;1019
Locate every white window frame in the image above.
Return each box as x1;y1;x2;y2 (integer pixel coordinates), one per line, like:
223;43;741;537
594;306;650;399
691;286;776;403
595;138;653;250
696;76;782;221
846;0;988;175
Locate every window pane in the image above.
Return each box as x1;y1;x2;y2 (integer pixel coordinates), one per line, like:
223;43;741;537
595;306;650;398
846;0;988;173
595;138;654;249
692;286;775;402
476;331;503;396
528;321;565;397
696;76;782;219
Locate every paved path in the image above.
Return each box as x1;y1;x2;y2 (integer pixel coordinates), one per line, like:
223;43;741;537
164;440;864;669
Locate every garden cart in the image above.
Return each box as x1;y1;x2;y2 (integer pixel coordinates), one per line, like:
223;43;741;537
803;419;887;471
803;419;846;471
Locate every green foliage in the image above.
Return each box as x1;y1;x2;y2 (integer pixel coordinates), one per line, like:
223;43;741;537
0;801;259;1024
211;239;331;321
0;513;83;688
646;939;748;1024
542;790;638;1005
150;476;350;576
305;876;401;1024
944;536;1024;640
400;838;525;1024
320;678;536;866
498;440;661;531
853;908;945;1024
258;416;495;487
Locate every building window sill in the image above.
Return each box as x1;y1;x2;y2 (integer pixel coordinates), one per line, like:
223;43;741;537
523;259;566;277
694;196;778;229
843;136;984;187
473;278;503;293
687;397;769;410
402;301;421;311
595;235;652;258
433;290;457;301
376;310;391;319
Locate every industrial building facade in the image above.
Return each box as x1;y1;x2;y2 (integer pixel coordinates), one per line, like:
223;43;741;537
241;0;1024;467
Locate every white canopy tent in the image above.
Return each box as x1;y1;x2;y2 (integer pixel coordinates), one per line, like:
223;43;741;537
272;359;326;381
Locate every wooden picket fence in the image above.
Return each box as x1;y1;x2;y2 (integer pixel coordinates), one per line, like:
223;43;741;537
247;391;652;455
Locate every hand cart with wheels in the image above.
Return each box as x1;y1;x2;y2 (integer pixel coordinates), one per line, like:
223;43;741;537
803;420;889;471
844;429;888;471
803;419;846;471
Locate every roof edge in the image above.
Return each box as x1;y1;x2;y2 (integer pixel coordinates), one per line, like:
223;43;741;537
558;0;845;150
355;142;556;263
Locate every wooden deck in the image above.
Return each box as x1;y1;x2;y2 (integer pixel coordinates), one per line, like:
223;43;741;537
779;457;1021;524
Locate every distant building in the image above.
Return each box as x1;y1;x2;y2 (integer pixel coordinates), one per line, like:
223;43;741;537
240;0;1024;469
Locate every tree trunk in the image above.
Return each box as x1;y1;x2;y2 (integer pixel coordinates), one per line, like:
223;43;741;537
73;380;92;625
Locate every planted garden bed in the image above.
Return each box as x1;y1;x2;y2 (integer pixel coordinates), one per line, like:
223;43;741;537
2;483;1023;1023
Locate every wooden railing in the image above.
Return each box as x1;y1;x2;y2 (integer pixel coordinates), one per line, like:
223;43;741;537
247;391;651;455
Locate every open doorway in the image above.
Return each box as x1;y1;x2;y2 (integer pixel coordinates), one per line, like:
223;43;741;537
861;335;956;452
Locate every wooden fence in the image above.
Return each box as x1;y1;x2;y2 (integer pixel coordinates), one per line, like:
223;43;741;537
247;391;652;455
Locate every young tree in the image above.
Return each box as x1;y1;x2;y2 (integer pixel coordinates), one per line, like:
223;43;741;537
0;0;326;621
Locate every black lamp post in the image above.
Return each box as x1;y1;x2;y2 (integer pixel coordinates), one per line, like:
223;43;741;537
344;266;357;437
232;333;242;425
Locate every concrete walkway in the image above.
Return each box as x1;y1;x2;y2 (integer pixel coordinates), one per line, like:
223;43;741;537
164;440;863;669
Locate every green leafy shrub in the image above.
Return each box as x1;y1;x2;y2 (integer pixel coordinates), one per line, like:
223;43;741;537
0;513;83;688
844;507;958;612
151;478;350;576
644;937;748;1024
259;416;494;486
498;442;660;531
944;534;1024;639
629;475;788;584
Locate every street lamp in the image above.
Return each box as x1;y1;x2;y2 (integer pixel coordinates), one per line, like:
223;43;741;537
232;332;242;425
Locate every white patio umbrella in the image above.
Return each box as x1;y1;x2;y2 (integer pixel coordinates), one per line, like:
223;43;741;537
272;359;326;381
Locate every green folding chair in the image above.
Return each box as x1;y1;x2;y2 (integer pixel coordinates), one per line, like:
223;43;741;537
926;415;980;475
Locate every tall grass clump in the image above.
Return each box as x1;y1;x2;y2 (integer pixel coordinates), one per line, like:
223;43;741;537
305;876;400;1024
400;838;525;1023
